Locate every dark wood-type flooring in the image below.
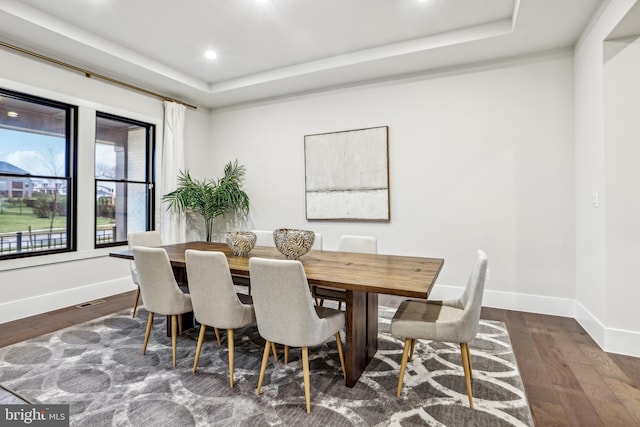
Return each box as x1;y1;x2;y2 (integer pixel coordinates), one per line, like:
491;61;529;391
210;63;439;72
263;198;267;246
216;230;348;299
1;291;639;426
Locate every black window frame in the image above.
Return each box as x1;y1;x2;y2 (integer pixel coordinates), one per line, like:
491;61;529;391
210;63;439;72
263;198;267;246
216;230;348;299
0;87;77;260
94;111;155;248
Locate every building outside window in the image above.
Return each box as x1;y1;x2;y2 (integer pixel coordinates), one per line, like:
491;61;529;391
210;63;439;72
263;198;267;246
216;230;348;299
95;112;155;247
0;88;76;259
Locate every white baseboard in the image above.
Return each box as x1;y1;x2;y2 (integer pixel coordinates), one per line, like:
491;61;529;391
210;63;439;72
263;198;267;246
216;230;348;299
432;284;639;357
483;288;577;318
575;300;640;357
0;278;135;324
430;284;576;317
575;301;606;348
604;327;640;357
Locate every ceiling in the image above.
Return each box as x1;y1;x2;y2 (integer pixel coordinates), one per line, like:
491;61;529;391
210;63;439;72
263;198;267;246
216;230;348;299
0;0;604;109
607;1;640;40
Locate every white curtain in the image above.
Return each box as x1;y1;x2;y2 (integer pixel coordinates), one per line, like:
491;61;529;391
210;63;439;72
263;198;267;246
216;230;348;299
160;101;186;244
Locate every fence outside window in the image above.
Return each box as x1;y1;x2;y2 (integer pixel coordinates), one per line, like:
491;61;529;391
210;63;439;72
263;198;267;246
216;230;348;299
0;225;116;255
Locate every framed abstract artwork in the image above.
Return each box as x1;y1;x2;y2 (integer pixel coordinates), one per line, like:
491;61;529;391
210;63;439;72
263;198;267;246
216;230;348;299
304;126;390;220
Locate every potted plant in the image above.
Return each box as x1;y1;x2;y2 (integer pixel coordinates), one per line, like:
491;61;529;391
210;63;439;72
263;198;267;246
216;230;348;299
162;160;250;242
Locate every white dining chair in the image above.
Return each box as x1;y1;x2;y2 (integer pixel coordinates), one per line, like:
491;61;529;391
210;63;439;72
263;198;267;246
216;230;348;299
132;246;193;368
128;231;162;318
312;233;323;250
391;250;488;407
313;235;377;309
251;230;275;247
185;250;257;387
250;257;346;413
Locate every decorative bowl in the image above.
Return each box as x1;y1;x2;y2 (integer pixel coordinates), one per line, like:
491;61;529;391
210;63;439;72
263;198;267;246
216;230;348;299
273;228;315;259
225;231;257;256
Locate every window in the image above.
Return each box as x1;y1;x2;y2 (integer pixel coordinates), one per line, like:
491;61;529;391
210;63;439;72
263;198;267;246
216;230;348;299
0;88;77;259
95;112;155;247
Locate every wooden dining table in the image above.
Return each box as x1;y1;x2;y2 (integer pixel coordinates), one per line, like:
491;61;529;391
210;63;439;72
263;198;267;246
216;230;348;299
110;241;444;387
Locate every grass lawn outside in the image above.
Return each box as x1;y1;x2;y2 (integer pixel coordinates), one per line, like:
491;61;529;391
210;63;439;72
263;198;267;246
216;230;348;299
0;204;116;253
0;206;114;234
0;207;66;233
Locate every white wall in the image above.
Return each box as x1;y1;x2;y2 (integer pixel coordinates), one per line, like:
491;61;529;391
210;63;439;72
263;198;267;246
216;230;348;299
208;53;576;312
604;38;640;351
0;48;210;323
574;0;639;356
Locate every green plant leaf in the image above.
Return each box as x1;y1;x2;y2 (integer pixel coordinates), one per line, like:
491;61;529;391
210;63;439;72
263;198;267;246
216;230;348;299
162;160;250;241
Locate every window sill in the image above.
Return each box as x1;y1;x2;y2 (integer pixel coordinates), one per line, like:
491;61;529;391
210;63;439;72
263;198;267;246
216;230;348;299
0;245;128;272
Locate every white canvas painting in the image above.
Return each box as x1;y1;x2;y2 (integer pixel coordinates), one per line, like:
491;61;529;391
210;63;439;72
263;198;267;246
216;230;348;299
305;126;389;220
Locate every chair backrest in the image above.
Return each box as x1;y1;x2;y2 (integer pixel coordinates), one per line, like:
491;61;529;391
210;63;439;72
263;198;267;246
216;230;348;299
312;233;323;250
132;246;189;315
249;257;324;347
251;230;275;247
457;250;488;342
128;231;163;284
338;235;377;254
185;249;250;328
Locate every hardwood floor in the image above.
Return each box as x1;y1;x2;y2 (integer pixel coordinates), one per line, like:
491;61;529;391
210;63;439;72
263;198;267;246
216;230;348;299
1;291;639;426
480;307;640;427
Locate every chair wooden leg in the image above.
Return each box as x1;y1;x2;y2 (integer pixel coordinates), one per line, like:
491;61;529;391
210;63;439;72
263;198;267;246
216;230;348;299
178;314;183;336
335;332;346;379
284;345;289;364
396;337;411;397
409;338;416;362
192;324;206;373
256;340;272;396
132;287;140;318
271;342;278;362
228;329;235;388
171;315;178;367
302;346;311;413
214;328;222;346
460;342;473;408
338;301;343;310
465;343;473;381
142;312;154;355
319;298;325;307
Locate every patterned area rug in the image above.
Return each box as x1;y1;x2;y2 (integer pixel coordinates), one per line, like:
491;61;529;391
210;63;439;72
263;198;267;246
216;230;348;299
0;306;533;426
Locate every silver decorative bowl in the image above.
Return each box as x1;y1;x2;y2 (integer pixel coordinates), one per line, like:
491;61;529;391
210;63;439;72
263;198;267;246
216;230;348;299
273;228;315;259
225;231;257;256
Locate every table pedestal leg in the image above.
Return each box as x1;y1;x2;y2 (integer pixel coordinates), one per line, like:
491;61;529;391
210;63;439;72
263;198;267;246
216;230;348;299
345;290;378;387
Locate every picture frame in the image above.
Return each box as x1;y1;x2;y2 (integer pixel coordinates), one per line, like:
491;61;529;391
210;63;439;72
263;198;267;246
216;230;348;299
304;126;390;221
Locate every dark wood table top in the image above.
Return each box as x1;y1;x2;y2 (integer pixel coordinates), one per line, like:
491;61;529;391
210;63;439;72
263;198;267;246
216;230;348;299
110;241;444;299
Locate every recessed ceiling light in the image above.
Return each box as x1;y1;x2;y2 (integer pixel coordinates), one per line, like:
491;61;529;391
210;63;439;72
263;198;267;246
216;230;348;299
204;50;217;60
7;111;18;118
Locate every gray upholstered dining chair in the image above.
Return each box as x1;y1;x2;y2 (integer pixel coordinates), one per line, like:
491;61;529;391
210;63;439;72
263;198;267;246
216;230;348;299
132;246;193;368
185;249;257;388
313;234;377;310
249;257;346;414
391;250;488;408
128;231;162;318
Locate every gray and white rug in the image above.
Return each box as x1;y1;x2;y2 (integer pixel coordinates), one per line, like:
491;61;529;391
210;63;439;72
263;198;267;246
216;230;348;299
0;307;533;426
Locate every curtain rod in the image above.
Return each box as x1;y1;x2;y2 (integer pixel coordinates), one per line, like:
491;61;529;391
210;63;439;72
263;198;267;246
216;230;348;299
0;40;198;110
